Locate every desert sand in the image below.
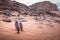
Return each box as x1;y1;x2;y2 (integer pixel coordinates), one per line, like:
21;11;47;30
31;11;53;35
0;15;60;40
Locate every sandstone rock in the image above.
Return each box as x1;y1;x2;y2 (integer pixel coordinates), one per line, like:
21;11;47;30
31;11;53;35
0;0;59;17
0;0;30;14
29;1;58;11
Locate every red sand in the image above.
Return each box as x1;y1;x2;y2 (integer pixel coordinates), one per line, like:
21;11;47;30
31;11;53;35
0;18;60;40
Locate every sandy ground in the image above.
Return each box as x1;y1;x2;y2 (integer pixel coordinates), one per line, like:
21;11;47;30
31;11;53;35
0;16;60;40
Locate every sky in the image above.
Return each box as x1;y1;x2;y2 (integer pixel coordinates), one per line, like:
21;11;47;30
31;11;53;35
15;0;44;5
15;0;60;5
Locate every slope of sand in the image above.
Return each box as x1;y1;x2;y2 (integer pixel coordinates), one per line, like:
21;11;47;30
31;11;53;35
0;16;60;40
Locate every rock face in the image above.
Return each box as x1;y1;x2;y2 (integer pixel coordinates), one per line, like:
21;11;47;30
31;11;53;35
0;0;59;16
29;1;58;11
0;0;30;14
0;0;60;23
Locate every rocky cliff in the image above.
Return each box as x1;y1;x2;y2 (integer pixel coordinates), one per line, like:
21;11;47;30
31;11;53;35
29;1;58;11
0;0;59;16
0;0;30;13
